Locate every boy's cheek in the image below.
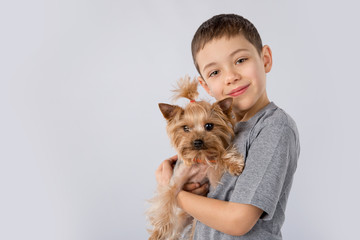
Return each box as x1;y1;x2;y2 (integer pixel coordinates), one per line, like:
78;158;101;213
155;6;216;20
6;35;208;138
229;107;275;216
209;84;223;99
199;81;214;97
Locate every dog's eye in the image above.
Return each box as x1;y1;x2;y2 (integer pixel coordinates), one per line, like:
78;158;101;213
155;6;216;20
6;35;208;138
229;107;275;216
183;126;190;132
204;123;214;131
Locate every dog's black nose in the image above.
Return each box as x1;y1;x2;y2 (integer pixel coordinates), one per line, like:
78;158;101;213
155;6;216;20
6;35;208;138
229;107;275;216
193;139;204;149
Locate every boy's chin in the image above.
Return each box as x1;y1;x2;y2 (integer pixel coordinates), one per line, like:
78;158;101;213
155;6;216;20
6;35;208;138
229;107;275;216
231;98;251;110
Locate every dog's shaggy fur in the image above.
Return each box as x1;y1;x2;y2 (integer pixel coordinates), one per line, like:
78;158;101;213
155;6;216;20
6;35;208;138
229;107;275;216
147;76;245;240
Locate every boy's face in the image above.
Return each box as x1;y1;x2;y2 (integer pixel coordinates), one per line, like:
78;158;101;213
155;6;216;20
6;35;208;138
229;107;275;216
196;35;272;118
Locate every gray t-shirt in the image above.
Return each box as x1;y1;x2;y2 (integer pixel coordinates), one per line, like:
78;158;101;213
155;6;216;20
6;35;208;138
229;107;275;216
193;102;300;240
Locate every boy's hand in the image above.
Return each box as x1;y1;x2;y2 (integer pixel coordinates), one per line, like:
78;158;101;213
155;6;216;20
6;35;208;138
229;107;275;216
155;155;177;187
155;155;209;196
183;182;209;196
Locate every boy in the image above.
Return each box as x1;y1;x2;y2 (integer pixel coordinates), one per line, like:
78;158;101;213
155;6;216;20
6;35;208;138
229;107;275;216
155;14;300;239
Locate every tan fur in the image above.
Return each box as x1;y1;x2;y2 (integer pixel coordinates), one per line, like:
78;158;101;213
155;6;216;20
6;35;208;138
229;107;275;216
171;75;199;102
147;77;245;240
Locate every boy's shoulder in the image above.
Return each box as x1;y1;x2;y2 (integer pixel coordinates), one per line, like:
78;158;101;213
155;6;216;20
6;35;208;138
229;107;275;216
236;102;299;141
254;103;300;151
254;102;298;131
267;103;297;128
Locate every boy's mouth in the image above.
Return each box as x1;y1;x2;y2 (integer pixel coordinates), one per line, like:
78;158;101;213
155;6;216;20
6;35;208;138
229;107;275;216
228;84;250;97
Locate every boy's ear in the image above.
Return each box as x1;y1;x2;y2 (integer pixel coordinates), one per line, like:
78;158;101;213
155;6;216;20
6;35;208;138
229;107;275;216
198;76;212;96
262;45;273;73
158;103;182;120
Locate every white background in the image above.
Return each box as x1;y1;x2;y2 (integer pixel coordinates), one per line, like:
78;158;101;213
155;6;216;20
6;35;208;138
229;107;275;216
1;0;359;239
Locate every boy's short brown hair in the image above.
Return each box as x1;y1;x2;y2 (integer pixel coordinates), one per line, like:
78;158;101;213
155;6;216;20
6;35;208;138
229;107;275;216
191;14;263;73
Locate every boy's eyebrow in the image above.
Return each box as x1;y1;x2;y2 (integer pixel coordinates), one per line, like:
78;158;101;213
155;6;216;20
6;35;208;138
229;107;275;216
202;62;217;73
202;48;249;73
229;48;249;57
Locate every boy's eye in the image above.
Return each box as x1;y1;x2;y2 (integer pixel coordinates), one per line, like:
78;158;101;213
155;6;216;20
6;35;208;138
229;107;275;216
209;70;219;77
236;58;247;64
183;126;190;132
204;123;214;131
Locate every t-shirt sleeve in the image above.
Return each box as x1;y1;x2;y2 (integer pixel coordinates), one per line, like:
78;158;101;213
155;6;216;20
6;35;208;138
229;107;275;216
230;123;296;220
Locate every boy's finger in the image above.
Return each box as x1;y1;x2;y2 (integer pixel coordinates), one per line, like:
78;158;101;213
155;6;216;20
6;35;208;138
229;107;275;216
169;155;178;161
191;183;209;195
168;155;178;165
183;183;200;191
166;155;178;169
156;155;177;174
162;160;174;174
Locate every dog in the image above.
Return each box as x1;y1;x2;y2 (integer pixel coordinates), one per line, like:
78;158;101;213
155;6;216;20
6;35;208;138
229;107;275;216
147;76;245;240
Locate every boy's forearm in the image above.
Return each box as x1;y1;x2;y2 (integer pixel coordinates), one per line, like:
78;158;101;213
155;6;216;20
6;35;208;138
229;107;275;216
176;190;262;236
177;190;238;235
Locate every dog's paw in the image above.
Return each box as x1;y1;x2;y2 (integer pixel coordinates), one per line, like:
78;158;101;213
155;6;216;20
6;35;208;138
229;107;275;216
228;156;245;176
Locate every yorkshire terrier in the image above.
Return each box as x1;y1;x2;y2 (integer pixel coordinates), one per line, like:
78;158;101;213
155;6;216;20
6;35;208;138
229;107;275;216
147;76;245;240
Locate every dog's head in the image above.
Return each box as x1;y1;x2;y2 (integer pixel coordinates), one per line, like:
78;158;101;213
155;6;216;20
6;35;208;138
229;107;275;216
159;97;235;165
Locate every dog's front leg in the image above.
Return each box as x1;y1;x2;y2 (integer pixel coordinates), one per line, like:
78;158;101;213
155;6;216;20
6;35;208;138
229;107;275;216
222;145;245;176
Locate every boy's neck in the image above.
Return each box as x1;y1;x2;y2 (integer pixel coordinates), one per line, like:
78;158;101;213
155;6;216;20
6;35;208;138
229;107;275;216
234;93;270;122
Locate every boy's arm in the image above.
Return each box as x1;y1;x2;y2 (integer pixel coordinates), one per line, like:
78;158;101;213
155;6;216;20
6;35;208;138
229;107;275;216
177;190;263;236
155;157;262;236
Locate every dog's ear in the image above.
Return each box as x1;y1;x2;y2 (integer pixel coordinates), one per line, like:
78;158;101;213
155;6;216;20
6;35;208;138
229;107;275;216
158;103;183;120
215;97;233;115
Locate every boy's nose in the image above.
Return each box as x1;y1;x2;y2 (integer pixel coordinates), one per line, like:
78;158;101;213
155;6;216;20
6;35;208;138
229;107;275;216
224;69;240;85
